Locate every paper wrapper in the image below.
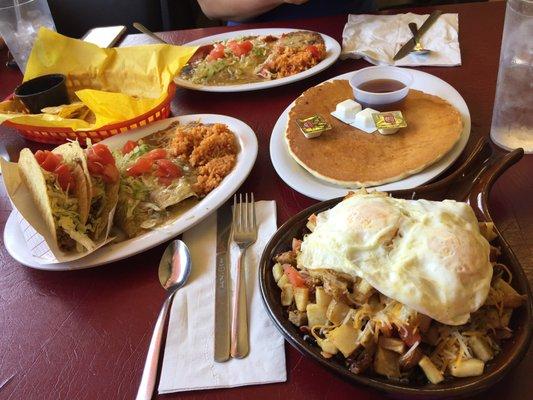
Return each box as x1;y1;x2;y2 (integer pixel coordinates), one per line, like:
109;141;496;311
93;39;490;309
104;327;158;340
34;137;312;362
0;158;115;264
0;28;197;130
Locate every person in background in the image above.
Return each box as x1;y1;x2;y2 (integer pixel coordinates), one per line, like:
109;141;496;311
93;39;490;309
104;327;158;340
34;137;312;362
197;0;376;23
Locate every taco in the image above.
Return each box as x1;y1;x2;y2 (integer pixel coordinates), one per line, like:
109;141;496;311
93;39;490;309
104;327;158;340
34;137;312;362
18;145;93;252
83;143;120;240
113;139;196;238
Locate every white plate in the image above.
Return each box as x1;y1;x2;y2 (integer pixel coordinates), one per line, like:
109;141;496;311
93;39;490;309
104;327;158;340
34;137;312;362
4;114;258;270
270;69;471;200
174;28;341;92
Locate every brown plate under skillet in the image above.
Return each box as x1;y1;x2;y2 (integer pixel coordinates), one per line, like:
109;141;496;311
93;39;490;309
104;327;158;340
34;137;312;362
259;138;532;398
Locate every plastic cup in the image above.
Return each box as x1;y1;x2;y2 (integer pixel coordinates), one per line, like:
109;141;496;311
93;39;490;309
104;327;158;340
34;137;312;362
14;74;69;114
0;0;56;72
490;0;533;153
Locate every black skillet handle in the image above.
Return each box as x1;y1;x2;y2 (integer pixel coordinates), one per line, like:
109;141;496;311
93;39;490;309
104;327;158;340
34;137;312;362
466;147;524;222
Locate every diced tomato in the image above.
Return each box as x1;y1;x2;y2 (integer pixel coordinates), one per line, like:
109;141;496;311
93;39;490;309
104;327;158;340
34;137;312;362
91;143;115;165
228;40;253;57
307;45;321;59
36;150;63;172
154;159;182;179
158;176;173;186
144;148;167;161
283;265;306;288
206;43;225;61
34;150;47;164
126;156;153;176
54;163;76;192
87;159;104;175
122;140;138;155
101;163;120;184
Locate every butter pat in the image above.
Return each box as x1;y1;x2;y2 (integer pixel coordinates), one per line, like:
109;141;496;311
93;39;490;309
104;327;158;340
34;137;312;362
378;127;399;135
351;108;378;133
331;99;362;123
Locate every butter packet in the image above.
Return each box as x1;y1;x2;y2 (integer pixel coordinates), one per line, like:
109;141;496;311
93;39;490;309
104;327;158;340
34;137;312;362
296;114;332;138
372;111;407;135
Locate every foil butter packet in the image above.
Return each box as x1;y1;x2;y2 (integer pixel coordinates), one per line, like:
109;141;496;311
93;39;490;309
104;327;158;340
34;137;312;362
296;114;332;138
0;158;115;264
372;111;407;135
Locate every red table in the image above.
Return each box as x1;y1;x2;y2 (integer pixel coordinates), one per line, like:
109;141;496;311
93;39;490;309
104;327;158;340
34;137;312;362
0;2;531;399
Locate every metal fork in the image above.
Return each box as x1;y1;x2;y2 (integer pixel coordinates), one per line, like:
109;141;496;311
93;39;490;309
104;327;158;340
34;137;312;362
230;193;257;359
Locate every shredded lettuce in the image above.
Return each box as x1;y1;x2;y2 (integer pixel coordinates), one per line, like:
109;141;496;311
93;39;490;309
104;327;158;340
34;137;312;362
44;172;93;251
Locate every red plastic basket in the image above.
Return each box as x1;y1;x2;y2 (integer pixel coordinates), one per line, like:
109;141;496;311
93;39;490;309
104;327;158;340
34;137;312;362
3;83;176;145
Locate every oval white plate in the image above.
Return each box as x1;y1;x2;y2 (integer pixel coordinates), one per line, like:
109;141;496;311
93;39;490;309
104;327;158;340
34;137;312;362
174;28;341;92
4;114;258;270
270;69;471;200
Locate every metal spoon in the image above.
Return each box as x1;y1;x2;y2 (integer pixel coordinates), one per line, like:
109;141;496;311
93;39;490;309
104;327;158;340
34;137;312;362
408;23;431;56
132;22;169;44
136;239;192;400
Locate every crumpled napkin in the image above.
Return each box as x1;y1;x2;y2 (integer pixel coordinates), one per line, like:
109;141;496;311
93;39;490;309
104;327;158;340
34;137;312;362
342;13;461;66
158;200;286;393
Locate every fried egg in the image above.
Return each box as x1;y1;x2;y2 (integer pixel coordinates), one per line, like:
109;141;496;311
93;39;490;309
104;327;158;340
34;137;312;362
298;191;493;325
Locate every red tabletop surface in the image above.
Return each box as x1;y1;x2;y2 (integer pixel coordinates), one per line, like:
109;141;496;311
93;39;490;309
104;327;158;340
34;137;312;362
0;2;531;399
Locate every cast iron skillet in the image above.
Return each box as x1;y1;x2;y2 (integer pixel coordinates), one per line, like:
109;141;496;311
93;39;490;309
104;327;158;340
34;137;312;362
259;138;532;398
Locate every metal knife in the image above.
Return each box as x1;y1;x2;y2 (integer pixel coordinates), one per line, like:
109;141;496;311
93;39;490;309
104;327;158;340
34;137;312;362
214;202;232;362
393;10;443;61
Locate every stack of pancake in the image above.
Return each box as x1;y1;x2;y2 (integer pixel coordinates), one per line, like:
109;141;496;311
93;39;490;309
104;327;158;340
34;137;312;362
285;80;463;187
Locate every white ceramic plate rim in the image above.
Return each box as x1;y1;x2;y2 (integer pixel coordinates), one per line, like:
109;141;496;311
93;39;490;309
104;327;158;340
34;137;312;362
4;114;258;270
270;68;471;200
174;28;341;92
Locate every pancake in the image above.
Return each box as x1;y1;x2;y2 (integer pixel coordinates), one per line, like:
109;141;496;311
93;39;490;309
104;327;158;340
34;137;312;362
285;80;463;187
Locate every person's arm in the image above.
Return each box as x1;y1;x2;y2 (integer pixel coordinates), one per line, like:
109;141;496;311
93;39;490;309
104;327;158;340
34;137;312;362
197;0;308;21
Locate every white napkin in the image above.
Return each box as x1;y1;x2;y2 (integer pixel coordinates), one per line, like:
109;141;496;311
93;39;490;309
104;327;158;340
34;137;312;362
158;200;286;394
342;13;461;66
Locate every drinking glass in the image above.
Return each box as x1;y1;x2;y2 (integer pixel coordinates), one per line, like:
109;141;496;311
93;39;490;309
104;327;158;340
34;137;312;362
0;0;56;72
490;0;533;153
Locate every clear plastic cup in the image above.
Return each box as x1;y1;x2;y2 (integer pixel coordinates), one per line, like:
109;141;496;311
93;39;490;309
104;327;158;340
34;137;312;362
0;0;56;72
490;0;533;153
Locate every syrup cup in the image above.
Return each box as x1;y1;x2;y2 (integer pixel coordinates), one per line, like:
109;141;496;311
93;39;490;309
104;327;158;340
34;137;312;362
349;66;413;111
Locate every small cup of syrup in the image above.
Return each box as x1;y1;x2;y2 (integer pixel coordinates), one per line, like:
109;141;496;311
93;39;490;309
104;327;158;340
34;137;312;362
349;66;413;111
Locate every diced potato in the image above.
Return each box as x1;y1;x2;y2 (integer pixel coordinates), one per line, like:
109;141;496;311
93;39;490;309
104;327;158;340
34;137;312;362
327;324;359;358
272;263;284;283
281;284;294;306
326;299;351;325
468;336;493;362
288;310;307;327
478;222;497;241
374;346;401;378
418;356;444;384
449;358;485;378
357;323;374;349
494;279;525;308
378;337;406;354
352;278;375;304
317;337;338;355
306;214;317;231
315;287;332;308
277;274;289;289
294;287;309;312
306;303;328;327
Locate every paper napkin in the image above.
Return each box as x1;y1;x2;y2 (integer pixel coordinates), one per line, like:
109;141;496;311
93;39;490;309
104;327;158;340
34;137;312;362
342;13;461;66
158;200;286;393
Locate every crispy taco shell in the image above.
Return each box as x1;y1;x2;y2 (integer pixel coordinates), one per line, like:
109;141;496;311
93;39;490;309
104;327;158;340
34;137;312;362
18;148;94;252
